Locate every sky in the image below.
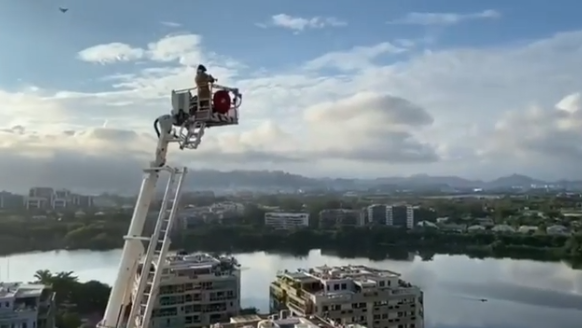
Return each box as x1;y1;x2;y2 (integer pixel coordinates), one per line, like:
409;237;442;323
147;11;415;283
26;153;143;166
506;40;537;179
2;0;582;190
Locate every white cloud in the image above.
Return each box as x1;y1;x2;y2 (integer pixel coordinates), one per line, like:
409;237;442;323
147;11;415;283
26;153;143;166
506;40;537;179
146;34;202;63
76;34;230;70
6;28;582;189
480;92;582;177
262;14;347;31
390;9;500;26
302;93;438;163
77;43;145;64
303;42;407;71
160;21;181;28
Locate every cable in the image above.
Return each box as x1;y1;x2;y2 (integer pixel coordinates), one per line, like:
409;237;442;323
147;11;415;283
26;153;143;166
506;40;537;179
153;118;161;138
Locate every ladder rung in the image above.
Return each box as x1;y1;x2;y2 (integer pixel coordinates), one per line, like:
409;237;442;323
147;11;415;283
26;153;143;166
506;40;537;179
124;235;150;242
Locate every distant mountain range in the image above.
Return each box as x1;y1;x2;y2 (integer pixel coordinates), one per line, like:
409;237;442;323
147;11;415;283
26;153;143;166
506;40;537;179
183;170;582;191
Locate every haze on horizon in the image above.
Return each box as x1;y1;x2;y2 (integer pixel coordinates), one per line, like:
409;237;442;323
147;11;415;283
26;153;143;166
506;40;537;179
1;0;582;191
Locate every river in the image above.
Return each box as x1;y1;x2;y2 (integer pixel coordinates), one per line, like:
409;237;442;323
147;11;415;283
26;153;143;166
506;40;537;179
1;250;581;328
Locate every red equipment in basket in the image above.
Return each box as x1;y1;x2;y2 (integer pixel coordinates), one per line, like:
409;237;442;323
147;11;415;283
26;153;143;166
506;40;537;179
213;90;232;114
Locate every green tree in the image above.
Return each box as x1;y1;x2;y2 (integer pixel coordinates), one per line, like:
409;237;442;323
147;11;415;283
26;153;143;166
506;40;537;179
56;311;82;328
34;269;53;284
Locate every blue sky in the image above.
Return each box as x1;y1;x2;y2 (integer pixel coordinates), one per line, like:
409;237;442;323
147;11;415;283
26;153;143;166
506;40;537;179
2;0;582;89
2;0;582;188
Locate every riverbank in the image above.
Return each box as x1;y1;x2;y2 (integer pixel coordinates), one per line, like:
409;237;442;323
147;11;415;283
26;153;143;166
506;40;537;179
1;219;581;267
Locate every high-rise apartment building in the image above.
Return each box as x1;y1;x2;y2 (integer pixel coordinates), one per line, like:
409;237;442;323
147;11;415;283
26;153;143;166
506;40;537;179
366;205;388;225
25;187;94;210
269;265;424;328
0;283;56;328
386;205;415;229
132;252;241;328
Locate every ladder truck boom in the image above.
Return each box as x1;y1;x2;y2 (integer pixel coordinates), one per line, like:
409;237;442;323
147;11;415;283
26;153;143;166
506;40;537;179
98;82;242;328
101;115;173;328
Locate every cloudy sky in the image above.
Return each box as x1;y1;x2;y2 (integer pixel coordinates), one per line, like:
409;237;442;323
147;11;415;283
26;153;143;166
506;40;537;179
1;0;582;190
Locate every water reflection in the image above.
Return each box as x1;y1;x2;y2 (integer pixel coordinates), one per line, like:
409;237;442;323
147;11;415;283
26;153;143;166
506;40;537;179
2;249;581;328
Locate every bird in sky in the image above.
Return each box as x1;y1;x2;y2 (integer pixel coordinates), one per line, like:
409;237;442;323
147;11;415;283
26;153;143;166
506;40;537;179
59;7;68;13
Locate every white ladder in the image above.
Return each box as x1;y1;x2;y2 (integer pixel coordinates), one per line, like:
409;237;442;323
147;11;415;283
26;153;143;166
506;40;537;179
127;167;187;328
178;120;206;150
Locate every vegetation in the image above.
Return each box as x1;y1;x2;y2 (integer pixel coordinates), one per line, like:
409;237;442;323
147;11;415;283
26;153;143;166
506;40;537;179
32;270;110;328
1;212;581;266
179;225;582;265
1;194;582;266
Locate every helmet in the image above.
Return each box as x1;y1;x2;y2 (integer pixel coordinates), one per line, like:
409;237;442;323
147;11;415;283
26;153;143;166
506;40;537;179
197;64;207;72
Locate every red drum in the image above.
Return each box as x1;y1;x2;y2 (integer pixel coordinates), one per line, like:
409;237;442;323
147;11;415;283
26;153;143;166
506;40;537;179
213;90;232;114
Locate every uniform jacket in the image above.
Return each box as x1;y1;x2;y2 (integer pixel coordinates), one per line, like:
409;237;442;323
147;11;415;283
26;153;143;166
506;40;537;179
195;71;214;100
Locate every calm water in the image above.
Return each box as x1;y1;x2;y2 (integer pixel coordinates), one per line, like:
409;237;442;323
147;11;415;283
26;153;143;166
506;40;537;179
1;250;582;328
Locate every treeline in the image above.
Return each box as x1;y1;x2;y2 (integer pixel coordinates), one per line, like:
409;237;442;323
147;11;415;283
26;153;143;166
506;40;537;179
177;225;582;263
1;216;582;266
0;216;128;254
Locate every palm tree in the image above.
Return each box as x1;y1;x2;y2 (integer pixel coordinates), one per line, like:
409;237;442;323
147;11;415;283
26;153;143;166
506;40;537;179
33;270;79;306
55;271;79;283
34;270;54;284
53;271;79;303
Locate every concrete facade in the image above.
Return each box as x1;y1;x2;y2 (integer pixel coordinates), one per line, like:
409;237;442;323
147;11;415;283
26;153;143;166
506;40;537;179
269;265;423;328
132;252;241;328
0;283;55;328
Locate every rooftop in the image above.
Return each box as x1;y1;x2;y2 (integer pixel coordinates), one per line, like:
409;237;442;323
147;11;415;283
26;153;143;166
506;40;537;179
282;265;400;282
212;312;367;328
275;265;418;298
0;283;45;299
148;252;240;272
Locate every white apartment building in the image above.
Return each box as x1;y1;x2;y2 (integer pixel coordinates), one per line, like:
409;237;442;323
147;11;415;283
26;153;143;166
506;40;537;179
270;265;424;328
264;212;309;230
366;205;388;225
0;283;55;328
25;187;93;210
51;189;70;209
132;252;241;328
386;205;415;229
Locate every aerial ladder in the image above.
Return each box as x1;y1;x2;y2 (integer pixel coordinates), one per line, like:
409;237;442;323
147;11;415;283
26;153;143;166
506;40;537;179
97;82;242;328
